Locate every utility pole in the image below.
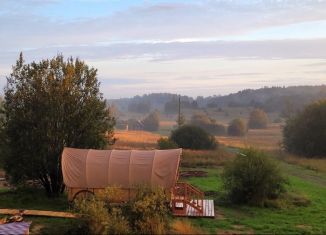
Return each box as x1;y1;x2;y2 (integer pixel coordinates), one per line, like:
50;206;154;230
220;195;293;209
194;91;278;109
178;95;181;127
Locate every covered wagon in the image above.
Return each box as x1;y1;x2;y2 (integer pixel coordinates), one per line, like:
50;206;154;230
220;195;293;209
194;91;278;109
62;147;181;201
62;147;214;217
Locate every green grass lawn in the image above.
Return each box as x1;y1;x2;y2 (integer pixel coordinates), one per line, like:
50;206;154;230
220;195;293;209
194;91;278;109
0;187;79;234
181;164;326;234
0;187;69;211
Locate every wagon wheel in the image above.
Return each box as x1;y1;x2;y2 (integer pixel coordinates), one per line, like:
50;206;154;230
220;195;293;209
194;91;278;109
72;190;95;202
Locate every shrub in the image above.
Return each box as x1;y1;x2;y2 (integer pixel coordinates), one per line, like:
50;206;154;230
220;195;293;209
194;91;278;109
129;186;170;235
170;125;217;150
74;186;170;235
74;193;130;235
227;118;247;136
222;148;287;206
157;137;178;149
248;108;269;129
283;99;326;157
142;111;160;131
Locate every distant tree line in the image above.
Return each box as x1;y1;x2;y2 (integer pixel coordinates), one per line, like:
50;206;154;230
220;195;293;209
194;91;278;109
110;86;326;116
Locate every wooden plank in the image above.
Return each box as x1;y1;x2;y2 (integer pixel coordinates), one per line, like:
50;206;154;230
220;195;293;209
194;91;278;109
0;209;77;218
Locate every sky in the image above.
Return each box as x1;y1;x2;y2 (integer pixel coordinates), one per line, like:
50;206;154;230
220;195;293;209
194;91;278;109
0;0;326;99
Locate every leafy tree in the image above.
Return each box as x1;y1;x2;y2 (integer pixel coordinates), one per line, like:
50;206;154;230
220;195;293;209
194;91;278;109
190;113;226;135
142;111;160;131
283;100;326;157
228;118;247;136
248;108;269;129
0;54;115;197
170;125;217;150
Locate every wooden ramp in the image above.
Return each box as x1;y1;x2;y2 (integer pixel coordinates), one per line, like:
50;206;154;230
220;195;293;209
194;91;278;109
174;199;215;218
0;209;77;218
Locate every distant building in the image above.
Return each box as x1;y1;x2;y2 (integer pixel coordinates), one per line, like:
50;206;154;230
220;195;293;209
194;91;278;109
116;119;144;131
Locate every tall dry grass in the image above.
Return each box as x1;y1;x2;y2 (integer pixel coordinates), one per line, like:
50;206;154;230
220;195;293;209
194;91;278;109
113;130;161;149
181;149;235;168
171;220;204;234
113;130;235;167
218;124;282;151
273;151;326;173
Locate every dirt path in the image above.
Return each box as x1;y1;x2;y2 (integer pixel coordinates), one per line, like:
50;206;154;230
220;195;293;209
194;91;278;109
280;162;326;188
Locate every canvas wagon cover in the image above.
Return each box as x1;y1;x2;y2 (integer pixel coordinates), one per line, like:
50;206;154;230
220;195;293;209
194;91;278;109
62;147;182;189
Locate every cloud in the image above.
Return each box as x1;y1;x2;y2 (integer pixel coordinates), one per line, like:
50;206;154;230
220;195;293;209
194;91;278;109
1;0;326;98
2;38;325;65
1;0;326;53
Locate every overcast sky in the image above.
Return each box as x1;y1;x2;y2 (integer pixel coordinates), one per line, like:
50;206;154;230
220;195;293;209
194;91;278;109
1;0;326;98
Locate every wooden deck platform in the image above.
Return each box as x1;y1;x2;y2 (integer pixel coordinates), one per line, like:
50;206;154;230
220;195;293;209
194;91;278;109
174;199;215;218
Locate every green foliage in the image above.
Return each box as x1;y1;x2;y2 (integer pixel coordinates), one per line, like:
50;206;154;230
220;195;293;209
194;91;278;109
157;137;178;149
190;113;226;135
74;186;170;235
74;196;130;235
170;125;217;150
248;108;269;129
283;99;326;157
222;148;287;206
129;186;170;235
0;54;115;196
142;111;160;131
227;118;247;136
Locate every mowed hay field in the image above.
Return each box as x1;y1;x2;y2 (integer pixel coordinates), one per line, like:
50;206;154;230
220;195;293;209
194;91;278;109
218;124;283;150
113;130;161;149
114;123;283;151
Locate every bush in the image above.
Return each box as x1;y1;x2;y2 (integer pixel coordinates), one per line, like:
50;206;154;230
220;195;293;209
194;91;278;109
129;186;170;235
248;108;269;129
74;191;130;235
283;100;326;157
142;111;160;131
170;125;217;150
157;137;178;149
222;148;287;206
74;186;170;235
227;118;247;136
